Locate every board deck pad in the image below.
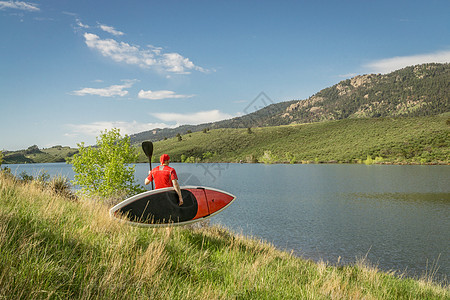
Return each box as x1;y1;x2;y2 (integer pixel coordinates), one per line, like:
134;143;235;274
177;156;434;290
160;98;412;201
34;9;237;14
110;186;236;227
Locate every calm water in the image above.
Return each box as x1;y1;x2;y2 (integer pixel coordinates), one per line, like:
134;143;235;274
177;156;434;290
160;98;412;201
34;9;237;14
4;162;450;281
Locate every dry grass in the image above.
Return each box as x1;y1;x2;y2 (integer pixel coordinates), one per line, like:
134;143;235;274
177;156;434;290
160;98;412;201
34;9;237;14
0;171;448;299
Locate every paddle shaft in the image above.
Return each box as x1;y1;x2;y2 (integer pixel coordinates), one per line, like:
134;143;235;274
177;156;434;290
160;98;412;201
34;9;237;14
148;156;154;190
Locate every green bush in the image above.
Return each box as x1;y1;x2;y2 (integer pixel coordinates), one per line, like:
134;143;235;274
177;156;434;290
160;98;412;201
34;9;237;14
260;150;278;164
364;155;374;165
68;128;144;200
285;152;297;164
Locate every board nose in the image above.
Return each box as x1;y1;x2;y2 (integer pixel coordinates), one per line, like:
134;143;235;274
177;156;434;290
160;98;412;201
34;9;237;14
205;189;235;213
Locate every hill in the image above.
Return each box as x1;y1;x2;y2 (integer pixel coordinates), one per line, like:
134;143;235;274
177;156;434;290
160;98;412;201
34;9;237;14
138;114;450;165
129;99;297;144
2;145;78;164
3;115;449;165
0;171;448;299
130;63;450;144
282;63;449;123
2;63;449;165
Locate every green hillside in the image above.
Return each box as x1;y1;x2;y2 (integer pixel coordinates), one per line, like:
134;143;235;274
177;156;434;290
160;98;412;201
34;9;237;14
2;145;78;164
3;115;448;165
131;63;450;143
1;172;448;299
139;115;450;165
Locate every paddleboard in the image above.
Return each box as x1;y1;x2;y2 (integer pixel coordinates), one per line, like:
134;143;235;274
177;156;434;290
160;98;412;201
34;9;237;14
109;186;236;227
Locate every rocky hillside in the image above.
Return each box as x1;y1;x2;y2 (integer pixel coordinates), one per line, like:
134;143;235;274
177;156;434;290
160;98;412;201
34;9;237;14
130;63;449;144
282;63;449;124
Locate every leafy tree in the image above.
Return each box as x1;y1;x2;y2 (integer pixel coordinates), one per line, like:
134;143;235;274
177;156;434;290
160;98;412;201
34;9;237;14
68;128;143;199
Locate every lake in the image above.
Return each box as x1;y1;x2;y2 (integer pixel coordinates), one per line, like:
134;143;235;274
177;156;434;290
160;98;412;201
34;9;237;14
4;162;449;282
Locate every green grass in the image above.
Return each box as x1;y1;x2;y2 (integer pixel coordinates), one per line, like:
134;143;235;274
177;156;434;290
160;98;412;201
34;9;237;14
139;115;449;165
0;172;448;299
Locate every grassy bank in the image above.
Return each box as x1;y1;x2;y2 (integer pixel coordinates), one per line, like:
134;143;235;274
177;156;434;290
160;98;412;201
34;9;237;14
139;115;449;165
0;172;448;299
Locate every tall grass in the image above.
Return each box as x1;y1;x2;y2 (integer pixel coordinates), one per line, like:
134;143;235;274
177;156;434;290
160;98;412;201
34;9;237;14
0;171;448;299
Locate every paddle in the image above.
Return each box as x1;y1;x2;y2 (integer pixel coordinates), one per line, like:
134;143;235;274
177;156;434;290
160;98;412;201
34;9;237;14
142;141;154;190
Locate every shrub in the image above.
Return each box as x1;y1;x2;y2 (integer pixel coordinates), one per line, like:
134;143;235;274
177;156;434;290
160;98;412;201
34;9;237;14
49;175;76;200
260;150;277;164
245;154;258;163
285;152;296;164
364;155;374;165
19;171;34;182
184;156;197;163
202;151;214;160
68;128;144;200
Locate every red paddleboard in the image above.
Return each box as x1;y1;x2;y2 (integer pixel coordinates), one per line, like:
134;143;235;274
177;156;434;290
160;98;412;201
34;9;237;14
109;186;236;227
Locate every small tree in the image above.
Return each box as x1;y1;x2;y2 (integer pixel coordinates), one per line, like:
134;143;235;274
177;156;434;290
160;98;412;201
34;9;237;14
68;128;143;200
260;150;277;164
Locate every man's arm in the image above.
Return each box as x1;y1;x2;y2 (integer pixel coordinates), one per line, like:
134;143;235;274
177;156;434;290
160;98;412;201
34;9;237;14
144;171;152;185
172;179;183;206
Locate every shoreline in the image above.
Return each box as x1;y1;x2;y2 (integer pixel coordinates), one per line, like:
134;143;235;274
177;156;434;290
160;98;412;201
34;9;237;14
3;160;450;166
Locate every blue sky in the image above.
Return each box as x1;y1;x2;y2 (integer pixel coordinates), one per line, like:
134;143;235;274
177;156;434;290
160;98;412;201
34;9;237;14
1;0;449;150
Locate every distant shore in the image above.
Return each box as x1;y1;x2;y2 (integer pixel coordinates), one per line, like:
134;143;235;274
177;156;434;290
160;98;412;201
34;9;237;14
2;116;449;166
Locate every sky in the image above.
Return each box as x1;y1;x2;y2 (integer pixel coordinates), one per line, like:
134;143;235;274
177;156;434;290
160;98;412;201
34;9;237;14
1;0;449;150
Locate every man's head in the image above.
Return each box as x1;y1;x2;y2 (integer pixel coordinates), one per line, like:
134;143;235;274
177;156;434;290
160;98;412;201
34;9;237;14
160;154;170;165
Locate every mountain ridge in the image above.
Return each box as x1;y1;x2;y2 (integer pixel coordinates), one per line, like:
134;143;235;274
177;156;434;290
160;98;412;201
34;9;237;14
130;63;449;144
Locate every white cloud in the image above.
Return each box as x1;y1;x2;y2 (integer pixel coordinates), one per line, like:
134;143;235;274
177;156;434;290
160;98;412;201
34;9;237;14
0;1;39;11
152;110;233;125
99;24;124;36
71;80;135;97
76;19;89;29
83;32;207;74
138;90;195;100
365;50;450;74
66;121;176;137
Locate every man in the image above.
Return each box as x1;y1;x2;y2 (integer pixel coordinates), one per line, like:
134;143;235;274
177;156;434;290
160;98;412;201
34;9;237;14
145;154;183;206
